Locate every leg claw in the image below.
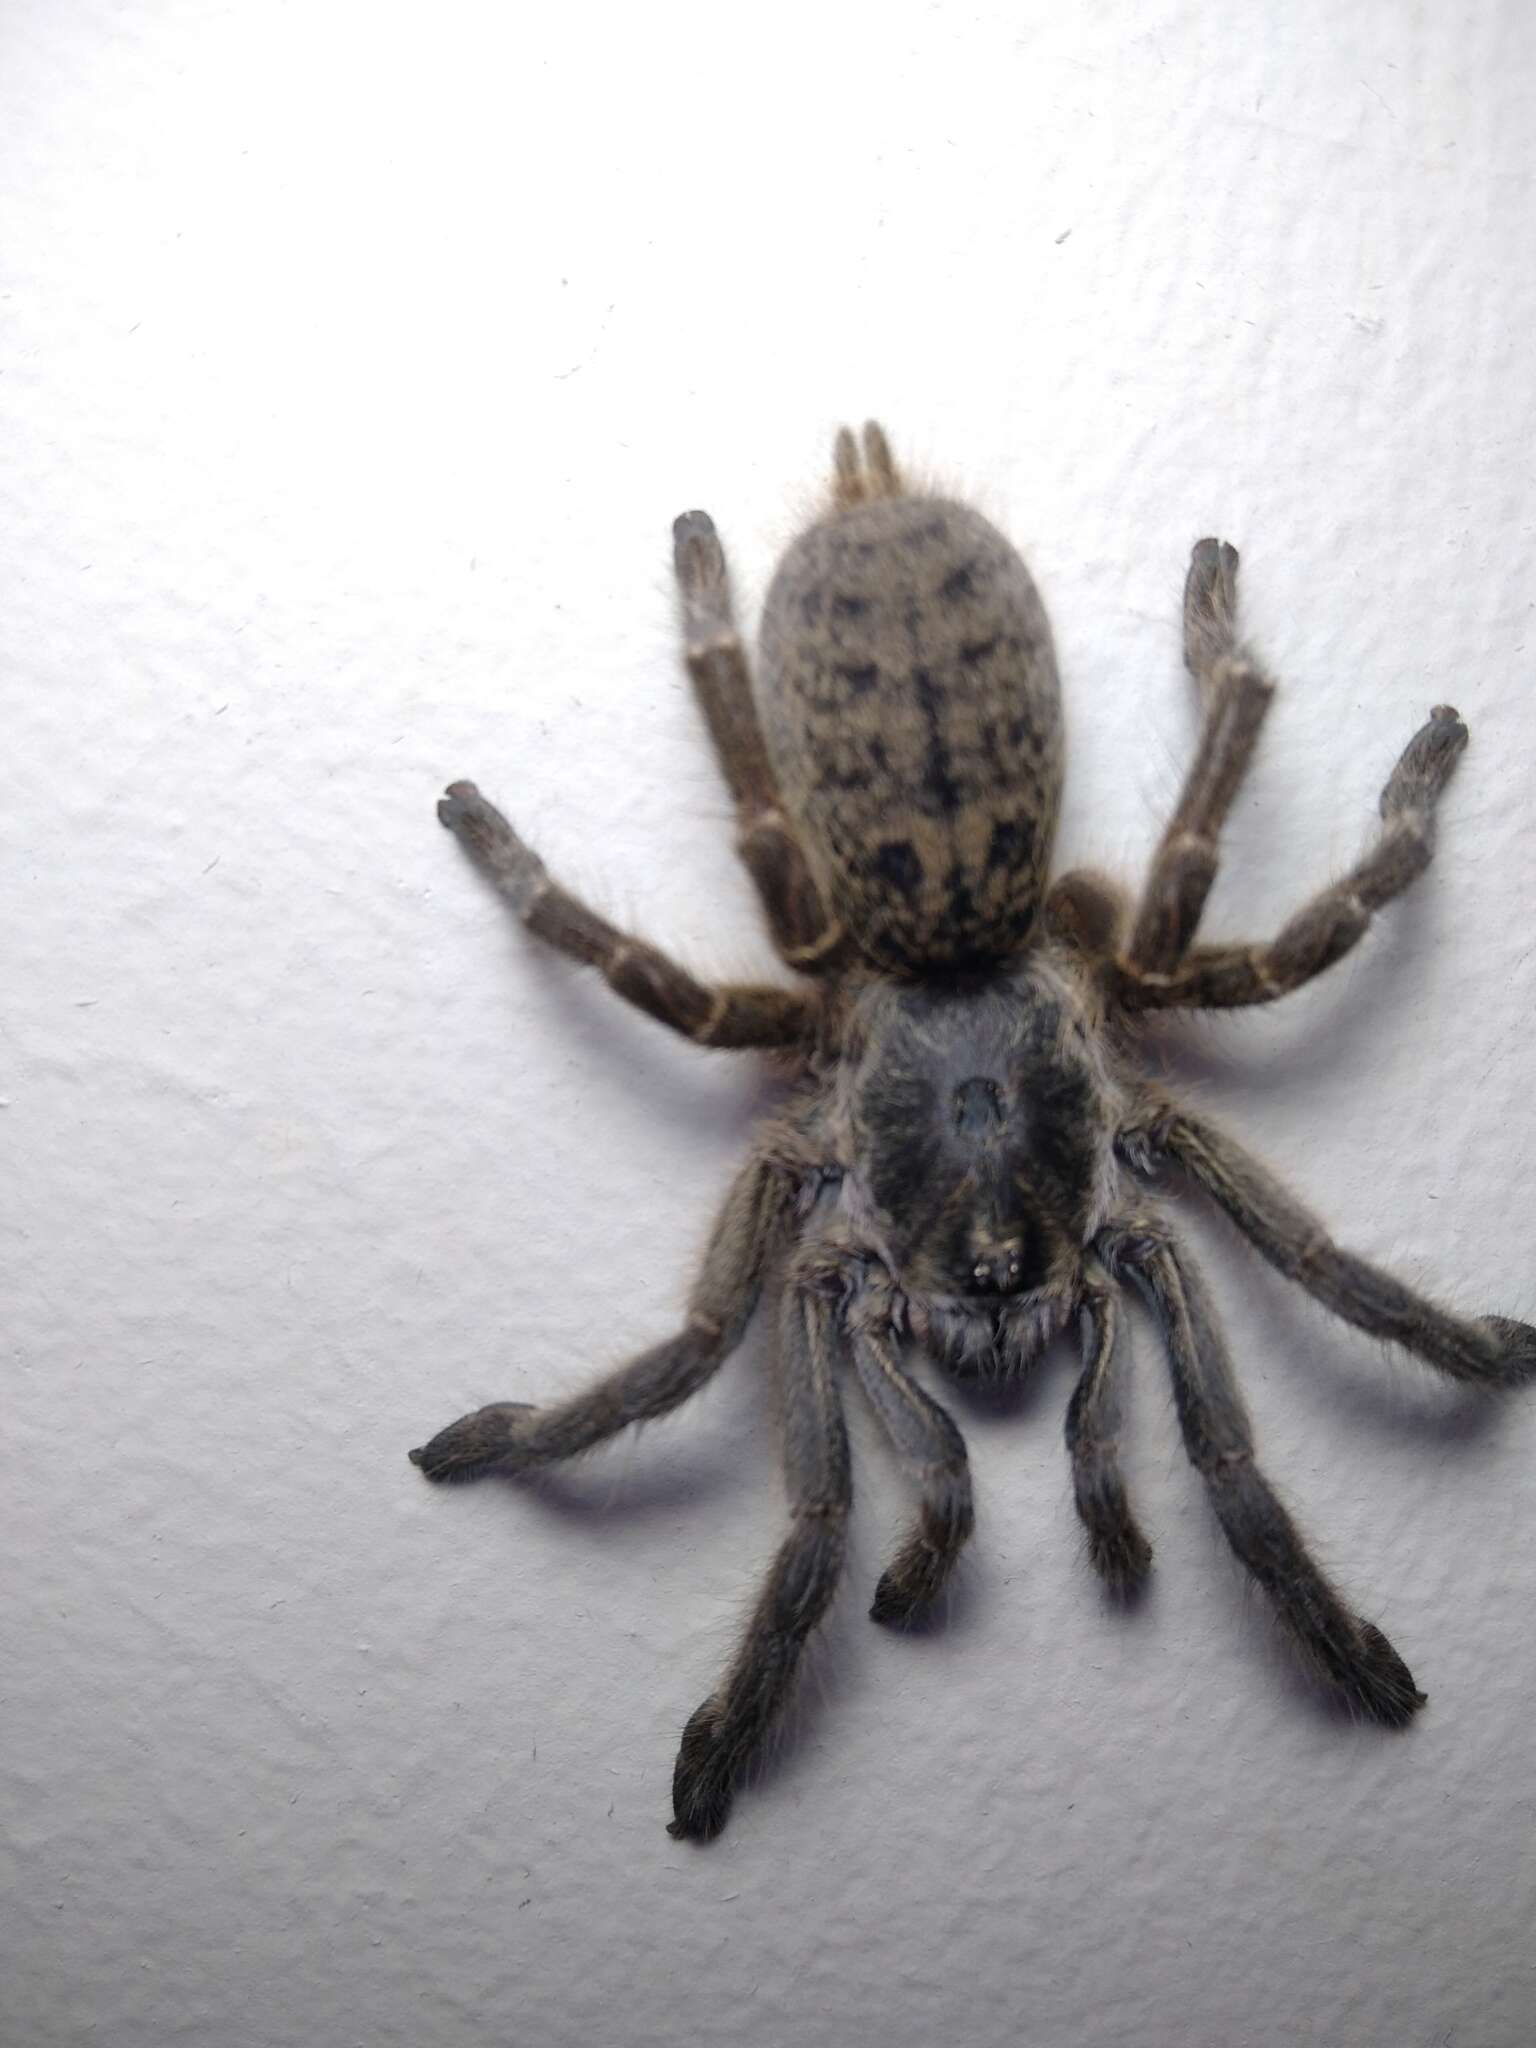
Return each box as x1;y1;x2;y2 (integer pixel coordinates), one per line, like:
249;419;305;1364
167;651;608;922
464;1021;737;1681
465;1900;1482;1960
1347;1622;1426;1730
667;1700;733;1842
409;1401;536;1482
1183;537;1242;676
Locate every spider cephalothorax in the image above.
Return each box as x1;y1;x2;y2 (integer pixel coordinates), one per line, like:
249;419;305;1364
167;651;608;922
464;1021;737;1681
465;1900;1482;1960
838;968;1117;1375
410;423;1534;1841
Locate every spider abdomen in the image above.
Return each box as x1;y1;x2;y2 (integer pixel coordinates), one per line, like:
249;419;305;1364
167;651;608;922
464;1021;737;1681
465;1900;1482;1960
757;494;1063;972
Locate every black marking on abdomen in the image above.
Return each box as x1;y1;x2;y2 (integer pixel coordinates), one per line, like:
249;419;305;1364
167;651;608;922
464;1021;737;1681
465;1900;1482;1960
835;661;879;697
913;665;963;818
873;841;924;896
986;816;1034;875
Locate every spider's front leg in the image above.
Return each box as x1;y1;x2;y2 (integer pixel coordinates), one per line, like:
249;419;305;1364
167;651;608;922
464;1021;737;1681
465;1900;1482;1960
437;781;812;1049
669;1246;852;1842
409;1144;796;1481
1065;1275;1153;1595
843;1275;974;1627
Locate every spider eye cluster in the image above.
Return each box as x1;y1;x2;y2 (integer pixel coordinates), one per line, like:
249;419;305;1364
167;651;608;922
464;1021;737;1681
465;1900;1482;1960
966;1243;1028;1296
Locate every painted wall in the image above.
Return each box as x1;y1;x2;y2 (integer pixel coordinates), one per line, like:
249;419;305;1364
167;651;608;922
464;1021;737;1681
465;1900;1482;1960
5;4;1534;2043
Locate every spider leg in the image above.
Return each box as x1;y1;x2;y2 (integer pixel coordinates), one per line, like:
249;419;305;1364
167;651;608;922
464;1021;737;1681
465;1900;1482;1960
672;511;848;974
438;780;812;1048
409;1146;797;1481
1065;1274;1152;1594
1128;1104;1536;1388
669;1253;851;1842
1118;705;1468;1011
845;1288;974;1626
1123;540;1275;976
1042;867;1130;963
1098;1214;1425;1727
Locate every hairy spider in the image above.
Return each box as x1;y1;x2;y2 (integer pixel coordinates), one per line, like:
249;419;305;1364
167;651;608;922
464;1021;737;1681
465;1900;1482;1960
410;423;1534;1841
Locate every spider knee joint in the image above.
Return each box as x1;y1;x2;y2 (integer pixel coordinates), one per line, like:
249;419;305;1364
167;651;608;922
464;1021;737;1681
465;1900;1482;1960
782;922;847;969
1285;1230;1329;1282
786;1240;858;1300
1096;1215;1174;1273
1210;652;1274;704
919;1476;974;1546
1197;1445;1255;1481
694;990;731;1045
799;1499;851;1527
513;873;553;921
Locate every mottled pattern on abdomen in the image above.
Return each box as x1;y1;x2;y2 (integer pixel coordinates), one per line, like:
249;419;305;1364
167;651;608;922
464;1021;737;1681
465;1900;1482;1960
757;496;1063;971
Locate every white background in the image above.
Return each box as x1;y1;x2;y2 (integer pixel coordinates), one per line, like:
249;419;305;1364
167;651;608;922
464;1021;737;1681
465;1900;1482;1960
4;4;1535;2044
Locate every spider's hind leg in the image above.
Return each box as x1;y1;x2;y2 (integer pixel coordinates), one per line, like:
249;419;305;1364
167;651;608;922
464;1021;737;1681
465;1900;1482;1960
1117;706;1470;1012
437;781;811;1048
1182;536;1242;683
671;511;846;974
1123;540;1275;977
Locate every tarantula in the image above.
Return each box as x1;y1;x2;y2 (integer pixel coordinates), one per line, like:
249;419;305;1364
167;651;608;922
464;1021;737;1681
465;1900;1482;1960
410;423;1534;1841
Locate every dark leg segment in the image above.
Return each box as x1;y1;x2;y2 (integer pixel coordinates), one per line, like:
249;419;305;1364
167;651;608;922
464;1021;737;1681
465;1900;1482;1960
669;1264;852;1841
848;1306;974;1625
410;1149;797;1481
1065;1278;1152;1593
1098;1215;1425;1727
1043;867;1129;964
1121;704;1468;1011
1124;541;1275;975
1141;1107;1536;1387
672;513;847;973
438;780;811;1048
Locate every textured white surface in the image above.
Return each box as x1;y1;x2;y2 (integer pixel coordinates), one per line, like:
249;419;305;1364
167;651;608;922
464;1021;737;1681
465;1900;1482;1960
4;3;1535;2044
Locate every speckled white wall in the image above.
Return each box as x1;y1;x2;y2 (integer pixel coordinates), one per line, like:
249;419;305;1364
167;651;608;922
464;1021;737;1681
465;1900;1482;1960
4;3;1534;2044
